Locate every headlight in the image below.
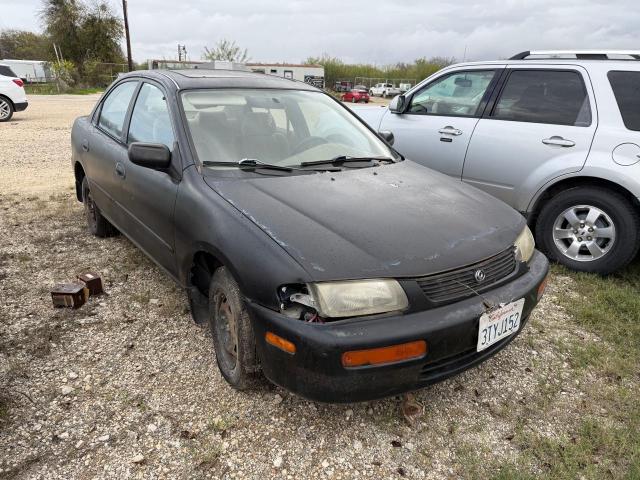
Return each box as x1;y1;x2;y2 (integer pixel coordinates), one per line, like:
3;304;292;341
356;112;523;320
514;226;535;263
308;279;409;318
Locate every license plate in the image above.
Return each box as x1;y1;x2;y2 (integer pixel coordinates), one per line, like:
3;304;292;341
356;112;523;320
477;298;525;352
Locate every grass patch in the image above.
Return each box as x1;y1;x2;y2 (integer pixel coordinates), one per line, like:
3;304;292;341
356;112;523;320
551;261;640;378
24;84;104;95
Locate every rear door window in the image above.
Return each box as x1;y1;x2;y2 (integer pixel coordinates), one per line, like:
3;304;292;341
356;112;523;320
608;71;640;131
492;70;591;126
98;81;138;139
0;65;17;77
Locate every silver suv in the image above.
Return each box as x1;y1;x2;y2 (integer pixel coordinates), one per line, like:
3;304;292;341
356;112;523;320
356;50;640;274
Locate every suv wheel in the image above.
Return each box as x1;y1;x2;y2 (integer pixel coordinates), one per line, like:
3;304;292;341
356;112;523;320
208;267;260;390
0;97;14;122
82;177;117;237
536;187;640;274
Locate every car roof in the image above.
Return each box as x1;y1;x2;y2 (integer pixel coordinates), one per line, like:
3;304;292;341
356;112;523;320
448;59;640;69
119;68;320;91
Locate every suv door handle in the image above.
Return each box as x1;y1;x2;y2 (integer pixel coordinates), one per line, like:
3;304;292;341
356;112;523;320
438;126;463;136
81;139;89;152
542;136;576;147
115;162;126;179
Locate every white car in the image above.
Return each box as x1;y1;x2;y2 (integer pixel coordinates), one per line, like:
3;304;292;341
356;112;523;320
0;63;28;122
369;83;401;98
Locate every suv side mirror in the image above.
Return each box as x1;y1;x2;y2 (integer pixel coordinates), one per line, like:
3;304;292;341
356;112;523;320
378;130;395;146
128;142;171;169
389;95;406;114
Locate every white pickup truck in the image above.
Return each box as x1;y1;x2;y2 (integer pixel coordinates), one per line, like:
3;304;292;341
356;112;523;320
369;83;401;98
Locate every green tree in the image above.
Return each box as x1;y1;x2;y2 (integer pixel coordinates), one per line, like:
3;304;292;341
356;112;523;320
203;39;250;62
40;0;84;64
0;30;52;60
79;2;124;64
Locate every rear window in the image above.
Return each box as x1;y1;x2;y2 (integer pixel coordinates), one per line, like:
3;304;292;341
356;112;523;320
0;65;17;77
608;71;640;131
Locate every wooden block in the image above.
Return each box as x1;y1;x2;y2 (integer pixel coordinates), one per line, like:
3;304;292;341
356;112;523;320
77;272;103;296
51;283;89;309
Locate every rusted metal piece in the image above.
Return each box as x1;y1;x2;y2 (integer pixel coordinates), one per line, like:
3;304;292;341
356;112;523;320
51;283;89;309
77;272;103;296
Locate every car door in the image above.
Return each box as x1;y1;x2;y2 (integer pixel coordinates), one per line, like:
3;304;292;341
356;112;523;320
85;80;139;221
462;66;597;210
378;67;503;178
117;81;180;277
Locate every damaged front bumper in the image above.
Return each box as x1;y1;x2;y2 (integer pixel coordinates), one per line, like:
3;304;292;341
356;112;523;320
247;251;549;403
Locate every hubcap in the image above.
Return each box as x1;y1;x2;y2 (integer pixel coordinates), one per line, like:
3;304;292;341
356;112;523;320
0;99;10;120
552;205;616;262
214;292;238;370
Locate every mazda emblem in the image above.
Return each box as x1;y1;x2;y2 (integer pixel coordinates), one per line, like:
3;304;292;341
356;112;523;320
474;269;486;283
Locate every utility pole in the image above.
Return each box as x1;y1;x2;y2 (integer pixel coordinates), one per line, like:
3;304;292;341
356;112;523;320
122;0;133;71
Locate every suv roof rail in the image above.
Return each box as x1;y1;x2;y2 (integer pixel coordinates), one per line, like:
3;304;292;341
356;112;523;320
510;50;640;60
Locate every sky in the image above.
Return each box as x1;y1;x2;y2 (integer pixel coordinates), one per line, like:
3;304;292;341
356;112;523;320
1;0;639;65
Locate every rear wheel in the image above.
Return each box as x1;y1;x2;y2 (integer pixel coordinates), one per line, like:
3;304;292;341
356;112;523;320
0;97;13;122
535;187;640;274
351;97;357;103
82;177;117;237
208;267;260;390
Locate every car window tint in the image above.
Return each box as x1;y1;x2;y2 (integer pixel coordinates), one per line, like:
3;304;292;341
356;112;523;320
493;70;591;126
128;83;174;149
0;65;17;77
409;70;496;117
98;81;137;138
608;71;640;131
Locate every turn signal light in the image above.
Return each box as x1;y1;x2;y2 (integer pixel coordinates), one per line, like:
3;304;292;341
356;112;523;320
537;276;549;301
342;340;427;368
265;332;296;354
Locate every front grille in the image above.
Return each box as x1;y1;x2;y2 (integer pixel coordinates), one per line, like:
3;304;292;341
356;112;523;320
414;247;516;305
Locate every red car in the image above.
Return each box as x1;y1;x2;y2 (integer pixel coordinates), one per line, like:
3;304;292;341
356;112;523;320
341;89;370;103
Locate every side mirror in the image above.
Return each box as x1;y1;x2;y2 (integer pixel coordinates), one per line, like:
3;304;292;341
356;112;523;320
389;95;406;114
378;130;395;146
128;142;171;169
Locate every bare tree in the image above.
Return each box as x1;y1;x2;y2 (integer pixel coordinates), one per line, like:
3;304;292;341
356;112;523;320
203;39;249;63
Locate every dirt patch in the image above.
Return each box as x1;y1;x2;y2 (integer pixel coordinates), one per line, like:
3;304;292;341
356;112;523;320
0;96;636;479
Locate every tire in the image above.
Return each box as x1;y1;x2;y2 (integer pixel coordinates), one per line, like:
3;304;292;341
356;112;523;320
351;98;356;103
0;96;14;122
208;267;260;390
535;186;640;274
81;177;117;237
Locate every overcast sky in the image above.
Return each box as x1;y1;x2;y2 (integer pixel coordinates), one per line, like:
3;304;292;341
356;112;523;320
2;0;638;65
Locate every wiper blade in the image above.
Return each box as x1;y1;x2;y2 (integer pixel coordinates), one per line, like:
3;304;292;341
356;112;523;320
202;158;294;172
299;155;395;167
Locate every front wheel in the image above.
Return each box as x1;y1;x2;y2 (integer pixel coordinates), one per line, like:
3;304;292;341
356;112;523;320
82;177;117;237
535;187;640;274
0;97;14;122
208;267;260;390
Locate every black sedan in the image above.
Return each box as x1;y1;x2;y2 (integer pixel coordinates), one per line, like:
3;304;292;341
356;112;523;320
71;69;548;402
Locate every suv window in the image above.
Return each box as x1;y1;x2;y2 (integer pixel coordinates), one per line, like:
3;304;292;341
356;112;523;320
0;65;17;77
128;83;174;148
98;81;137;139
608;71;640;131
408;70;496;117
492;70;591;126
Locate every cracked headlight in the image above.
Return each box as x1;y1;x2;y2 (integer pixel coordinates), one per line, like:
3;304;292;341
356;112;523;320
514;226;535;263
307;279;409;318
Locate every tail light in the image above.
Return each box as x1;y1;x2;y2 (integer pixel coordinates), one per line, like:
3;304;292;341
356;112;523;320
12;79;24;88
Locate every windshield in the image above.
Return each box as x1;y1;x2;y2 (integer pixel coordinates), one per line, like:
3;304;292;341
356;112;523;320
181;89;396;168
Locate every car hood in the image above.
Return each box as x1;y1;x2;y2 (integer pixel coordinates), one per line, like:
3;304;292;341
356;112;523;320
349;105;387;130
204;161;525;281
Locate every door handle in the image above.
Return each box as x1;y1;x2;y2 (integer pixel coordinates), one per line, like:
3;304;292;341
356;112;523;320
542;136;575;147
438;126;463;136
115;162;126;179
81;139;89;152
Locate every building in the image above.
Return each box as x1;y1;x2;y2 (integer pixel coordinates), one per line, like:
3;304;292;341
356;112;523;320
246;63;324;88
147;60;325;88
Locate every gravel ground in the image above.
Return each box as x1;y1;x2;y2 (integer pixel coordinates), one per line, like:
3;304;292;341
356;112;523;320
0;95;633;479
